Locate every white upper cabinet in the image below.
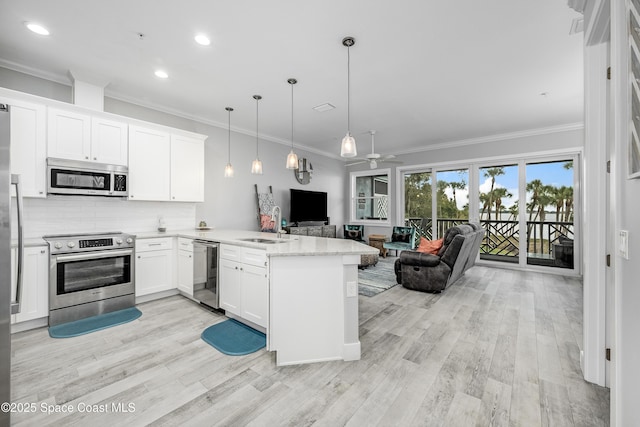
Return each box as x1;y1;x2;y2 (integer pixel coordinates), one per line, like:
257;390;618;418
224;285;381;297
129;125;205;202
91;117;128;165
128;125;171;201
47;108;91;161
48;108;128;166
170;134;204;202
4;98;47;198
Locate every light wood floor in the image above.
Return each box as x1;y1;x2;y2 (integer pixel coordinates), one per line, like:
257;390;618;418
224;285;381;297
10;266;609;426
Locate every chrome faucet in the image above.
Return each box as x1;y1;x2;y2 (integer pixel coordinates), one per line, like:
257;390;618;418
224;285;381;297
271;206;282;238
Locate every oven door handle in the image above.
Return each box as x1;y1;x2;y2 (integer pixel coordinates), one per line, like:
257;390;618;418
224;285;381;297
54;249;133;263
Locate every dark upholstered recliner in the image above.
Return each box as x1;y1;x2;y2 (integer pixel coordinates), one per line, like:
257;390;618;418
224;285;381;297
394;223;484;293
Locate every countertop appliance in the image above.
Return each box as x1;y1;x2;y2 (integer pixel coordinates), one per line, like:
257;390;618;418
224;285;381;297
43;231;135;326
1;103;23;425
47;157;128;197
192;240;219;310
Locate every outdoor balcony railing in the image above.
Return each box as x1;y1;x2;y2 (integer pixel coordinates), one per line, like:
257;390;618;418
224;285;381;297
405;217;574;268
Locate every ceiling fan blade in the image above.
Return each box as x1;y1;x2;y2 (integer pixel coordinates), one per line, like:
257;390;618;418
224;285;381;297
379;159;403;164
345;160;369;166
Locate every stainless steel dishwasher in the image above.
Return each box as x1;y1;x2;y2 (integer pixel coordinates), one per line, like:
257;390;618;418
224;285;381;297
192;240;220;310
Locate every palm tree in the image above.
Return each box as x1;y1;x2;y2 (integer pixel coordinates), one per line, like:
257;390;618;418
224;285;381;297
479;192;491;220
449;181;467;214
483;167;505;220
492;187;512;220
525;179;544;246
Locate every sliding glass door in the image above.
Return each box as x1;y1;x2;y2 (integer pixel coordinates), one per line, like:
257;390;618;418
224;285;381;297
400;153;579;273
477;164;519;263
525;160;575;269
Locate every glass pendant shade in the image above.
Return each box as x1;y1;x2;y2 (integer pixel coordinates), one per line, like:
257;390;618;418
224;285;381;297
341;37;358;158
251;159;263;174
286;78;298;170
224;106;234;178
252;95;263;175
224;163;234;178
340;132;357;157
286;150;298;169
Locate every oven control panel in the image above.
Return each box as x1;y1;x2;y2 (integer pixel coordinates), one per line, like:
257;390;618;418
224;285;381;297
44;232;135;254
80;238;113;248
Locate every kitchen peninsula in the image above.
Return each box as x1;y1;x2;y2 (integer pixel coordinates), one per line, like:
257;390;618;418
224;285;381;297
138;229;379;366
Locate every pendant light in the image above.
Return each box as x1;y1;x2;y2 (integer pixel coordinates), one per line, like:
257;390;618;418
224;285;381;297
340;36;357;158
251;95;263;174
224;107;234;178
286;78;299;169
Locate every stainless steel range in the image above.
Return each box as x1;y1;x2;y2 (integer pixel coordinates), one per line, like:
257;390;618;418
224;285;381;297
43;232;135;326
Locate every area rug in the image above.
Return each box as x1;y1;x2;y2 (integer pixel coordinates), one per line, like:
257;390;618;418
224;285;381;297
358;256;398;297
201;319;266;356
48;307;142;338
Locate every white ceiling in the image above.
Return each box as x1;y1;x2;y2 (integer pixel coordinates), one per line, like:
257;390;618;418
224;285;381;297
0;0;584;159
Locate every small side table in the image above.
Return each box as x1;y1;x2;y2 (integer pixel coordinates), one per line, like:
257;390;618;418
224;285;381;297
368;234;389;258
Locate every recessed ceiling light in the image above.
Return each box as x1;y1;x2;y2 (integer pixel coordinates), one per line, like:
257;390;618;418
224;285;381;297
154;70;169;79
25;22;50;36
194;34;210;46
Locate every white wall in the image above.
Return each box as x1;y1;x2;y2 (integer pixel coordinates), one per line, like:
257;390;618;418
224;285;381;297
612;0;640;423
0;68;347;235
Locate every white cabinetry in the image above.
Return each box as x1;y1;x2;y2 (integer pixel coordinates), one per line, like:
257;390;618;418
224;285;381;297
129;126;205;202
135;238;174;297
219;244;268;328
48;108;127;165
177;238;194;297
3;98;46;198
128;125;171;201
170;134;204;202
91;117;128;165
11;245;49;324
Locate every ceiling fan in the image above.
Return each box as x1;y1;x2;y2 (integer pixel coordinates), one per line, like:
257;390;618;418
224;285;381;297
345;130;403;169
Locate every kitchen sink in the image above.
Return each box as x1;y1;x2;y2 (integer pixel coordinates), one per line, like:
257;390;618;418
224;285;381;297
237;237;287;244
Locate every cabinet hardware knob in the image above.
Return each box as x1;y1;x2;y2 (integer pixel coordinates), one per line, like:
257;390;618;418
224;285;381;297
138;256;141;259
93;157;97;161
39;191;43;194
40;250;45;254
85;156;89;159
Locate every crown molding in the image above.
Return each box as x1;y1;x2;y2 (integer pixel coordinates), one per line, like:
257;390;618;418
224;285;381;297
0;60;583;162
391;123;585;157
105;91;344;160
0;60;342;160
0;58;72;86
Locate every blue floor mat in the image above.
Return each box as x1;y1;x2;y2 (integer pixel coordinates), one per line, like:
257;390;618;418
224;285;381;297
49;307;142;338
201;319;266;356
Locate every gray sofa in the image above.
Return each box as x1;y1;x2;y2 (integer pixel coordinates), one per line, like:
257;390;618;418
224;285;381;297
394;223;484;293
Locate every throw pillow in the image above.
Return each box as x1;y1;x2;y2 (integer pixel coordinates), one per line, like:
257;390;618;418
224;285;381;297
347;230;362;240
260;214;276;231
392;232;410;243
417;237;444;255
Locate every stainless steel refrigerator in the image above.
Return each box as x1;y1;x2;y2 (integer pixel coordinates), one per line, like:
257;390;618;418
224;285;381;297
1;103;24;426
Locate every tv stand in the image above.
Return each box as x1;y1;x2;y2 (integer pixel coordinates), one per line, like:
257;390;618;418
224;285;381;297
284;225;336;238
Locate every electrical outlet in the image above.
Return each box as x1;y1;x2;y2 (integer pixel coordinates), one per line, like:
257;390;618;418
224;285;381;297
346;281;357;297
619;230;629;260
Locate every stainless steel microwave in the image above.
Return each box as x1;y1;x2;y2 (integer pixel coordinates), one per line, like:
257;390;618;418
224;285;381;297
47;158;128;197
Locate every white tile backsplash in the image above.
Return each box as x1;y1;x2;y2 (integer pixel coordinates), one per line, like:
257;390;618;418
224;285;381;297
13;196;196;238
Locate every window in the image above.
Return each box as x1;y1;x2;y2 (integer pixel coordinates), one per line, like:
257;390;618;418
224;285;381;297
350;169;390;224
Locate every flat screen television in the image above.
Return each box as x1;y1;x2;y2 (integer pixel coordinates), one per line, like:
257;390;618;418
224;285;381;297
289;189;328;225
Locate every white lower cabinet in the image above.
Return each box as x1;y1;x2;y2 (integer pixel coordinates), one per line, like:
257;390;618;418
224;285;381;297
219;244;268;328
135;238;174;297
177;238;194;297
11;245;49;324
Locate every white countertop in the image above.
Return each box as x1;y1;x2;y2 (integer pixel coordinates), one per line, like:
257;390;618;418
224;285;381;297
135;229;379;257
11;237;47;248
